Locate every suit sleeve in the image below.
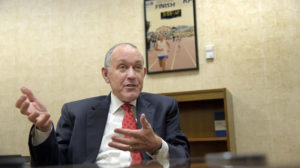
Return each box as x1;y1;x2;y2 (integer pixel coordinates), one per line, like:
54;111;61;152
165;98;190;159
28;104;73;166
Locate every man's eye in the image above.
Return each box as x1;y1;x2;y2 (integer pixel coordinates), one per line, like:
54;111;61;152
135;65;143;70
118;65;127;70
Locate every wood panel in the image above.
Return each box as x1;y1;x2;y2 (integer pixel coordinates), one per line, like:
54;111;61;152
179;100;224;138
161;88;235;158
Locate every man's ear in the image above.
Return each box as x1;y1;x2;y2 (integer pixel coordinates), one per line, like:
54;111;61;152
143;67;147;76
101;67;110;83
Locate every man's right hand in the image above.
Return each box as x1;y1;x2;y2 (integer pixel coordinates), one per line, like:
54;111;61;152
16;86;52;132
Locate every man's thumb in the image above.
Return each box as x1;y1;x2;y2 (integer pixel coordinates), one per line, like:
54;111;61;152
140;113;151;129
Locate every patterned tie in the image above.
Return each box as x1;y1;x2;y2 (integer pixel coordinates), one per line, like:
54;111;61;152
121;103;142;164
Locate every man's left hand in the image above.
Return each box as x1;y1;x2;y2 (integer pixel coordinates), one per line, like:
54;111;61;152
108;114;162;155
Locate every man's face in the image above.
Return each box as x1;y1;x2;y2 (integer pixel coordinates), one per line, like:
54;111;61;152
102;45;146;103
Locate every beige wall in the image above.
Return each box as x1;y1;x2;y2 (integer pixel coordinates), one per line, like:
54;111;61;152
0;0;299;165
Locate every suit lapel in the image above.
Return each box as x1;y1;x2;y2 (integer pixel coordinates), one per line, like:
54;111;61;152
136;94;155;160
84;93;154;162
85;94;111;163
136;94;153;130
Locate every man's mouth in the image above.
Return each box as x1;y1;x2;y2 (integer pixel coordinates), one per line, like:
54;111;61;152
125;84;137;87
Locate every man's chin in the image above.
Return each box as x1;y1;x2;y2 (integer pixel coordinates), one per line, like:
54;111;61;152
120;92;140;103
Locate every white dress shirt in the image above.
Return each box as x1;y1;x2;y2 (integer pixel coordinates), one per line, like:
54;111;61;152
32;92;169;167
95;93;169;167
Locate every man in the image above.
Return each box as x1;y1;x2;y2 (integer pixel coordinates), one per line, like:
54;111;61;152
16;43;190;166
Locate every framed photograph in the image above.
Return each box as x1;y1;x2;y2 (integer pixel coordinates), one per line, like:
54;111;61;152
144;0;198;74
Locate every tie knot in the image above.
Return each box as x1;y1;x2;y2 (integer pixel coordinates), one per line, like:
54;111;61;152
121;103;132;112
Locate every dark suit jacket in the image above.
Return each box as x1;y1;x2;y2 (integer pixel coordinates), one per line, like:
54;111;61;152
29;92;190;166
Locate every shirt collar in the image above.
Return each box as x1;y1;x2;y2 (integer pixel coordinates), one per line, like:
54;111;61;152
110;92;137;114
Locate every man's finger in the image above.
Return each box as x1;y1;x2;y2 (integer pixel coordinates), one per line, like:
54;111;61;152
36;117;52;132
111;135;135;145
21;86;36;102
35;113;50;128
16;95;27;108
27;111;39;123
108;141;130;151
44;119;53;131
114;128;140;138
20;102;30;115
140;113;151;129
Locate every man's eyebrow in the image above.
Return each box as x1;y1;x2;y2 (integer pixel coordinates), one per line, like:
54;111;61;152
115;59;127;64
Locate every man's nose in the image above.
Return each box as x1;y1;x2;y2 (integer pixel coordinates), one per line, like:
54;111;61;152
127;67;136;78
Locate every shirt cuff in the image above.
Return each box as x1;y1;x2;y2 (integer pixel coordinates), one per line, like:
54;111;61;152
31;126;52;146
146;139;169;167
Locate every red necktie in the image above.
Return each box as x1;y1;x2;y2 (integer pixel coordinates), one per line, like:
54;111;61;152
121;103;142;164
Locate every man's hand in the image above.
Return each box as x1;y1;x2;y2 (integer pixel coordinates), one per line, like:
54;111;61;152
15;86;52;132
109;114;162;155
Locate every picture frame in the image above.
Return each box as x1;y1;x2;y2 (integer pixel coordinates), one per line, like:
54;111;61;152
144;0;199;74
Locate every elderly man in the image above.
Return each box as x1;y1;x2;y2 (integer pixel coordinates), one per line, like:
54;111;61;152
16;43;190;166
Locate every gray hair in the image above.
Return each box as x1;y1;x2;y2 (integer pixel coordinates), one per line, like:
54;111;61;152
104;43;144;69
